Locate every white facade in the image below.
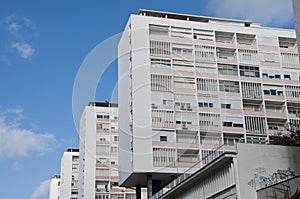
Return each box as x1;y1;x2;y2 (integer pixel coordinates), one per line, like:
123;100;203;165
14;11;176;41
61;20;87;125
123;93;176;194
49;175;61;199
60;149;79;199
118;9;300;194
78;102;146;199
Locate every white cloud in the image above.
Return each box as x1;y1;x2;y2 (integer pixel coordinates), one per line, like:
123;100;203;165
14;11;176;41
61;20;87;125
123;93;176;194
31;179;51;199
11;42;35;59
0;108;55;158
206;0;293;27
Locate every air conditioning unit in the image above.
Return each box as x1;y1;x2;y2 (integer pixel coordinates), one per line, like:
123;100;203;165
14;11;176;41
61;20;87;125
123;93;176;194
182;123;188;129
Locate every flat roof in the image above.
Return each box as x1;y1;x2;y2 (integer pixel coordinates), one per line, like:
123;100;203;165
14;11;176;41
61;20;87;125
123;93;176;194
88;101;118;108
138;9;255;26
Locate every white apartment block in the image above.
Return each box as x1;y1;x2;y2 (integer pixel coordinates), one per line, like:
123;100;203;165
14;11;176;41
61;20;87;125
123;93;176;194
78;102;145;199
118;10;300;197
49;175;61;199
60;148;80;199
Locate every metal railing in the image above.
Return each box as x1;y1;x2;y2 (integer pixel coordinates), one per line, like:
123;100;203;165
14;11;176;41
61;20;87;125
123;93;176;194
151;145;227;199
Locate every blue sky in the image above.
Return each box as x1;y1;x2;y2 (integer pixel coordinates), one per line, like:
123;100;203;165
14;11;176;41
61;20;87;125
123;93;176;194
0;0;295;198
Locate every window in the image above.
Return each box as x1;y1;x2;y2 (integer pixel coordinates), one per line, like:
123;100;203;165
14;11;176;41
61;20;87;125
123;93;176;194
163;100;173;105
150;40;170;56
219;80;240;93
281;53;300;66
246;137;267;144
245;116;266;134
197;78;218;92
262;73;268;78
284;74;291;80
153;148;176;167
114;136;119;142
96;123;109;130
175;102;192;110
239;65;260;77
199;102;213;108
152;110;174;127
111;146;118;153
223;122;232;127
274;74;281;79
199;113;220;127
218;64;238;76
285;85;300;98
151;58;171;69
238;49;259;64
241;82;262;99
224;137;240;146
264;90;283;96
172;48;193;56
217;48;236;59
221;103;231;109
195;45;215;61
97;115;110;119
149;25;169;36
222;116;244;128
151;74;172;91
160;136;167;142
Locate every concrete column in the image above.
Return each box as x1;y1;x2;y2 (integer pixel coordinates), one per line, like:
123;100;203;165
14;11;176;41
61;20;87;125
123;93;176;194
147;175;152;199
136;184;141;199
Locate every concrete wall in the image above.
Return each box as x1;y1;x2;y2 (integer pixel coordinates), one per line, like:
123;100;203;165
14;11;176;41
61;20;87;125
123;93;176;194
236;144;300;199
118;17;133;186
257;176;300;199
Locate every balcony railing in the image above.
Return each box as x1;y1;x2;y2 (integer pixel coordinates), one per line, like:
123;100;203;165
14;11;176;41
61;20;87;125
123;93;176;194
151;145;230;199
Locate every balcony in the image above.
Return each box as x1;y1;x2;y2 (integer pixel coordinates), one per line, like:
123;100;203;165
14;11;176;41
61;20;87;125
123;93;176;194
279;37;298;53
152;122;175;129
243;100;264;116
215;31;235;48
177;149;199;167
176;131;199;149
237;33;257;50
265;101;286;118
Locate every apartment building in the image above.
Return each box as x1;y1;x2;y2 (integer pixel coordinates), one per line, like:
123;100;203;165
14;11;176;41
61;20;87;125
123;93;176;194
49;175;60;199
118;10;300;197
78;102;145;199
60;148;80;199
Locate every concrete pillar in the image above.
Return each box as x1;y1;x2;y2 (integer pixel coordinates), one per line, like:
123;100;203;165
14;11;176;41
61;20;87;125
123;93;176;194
147;175;152;199
136;184;141;199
